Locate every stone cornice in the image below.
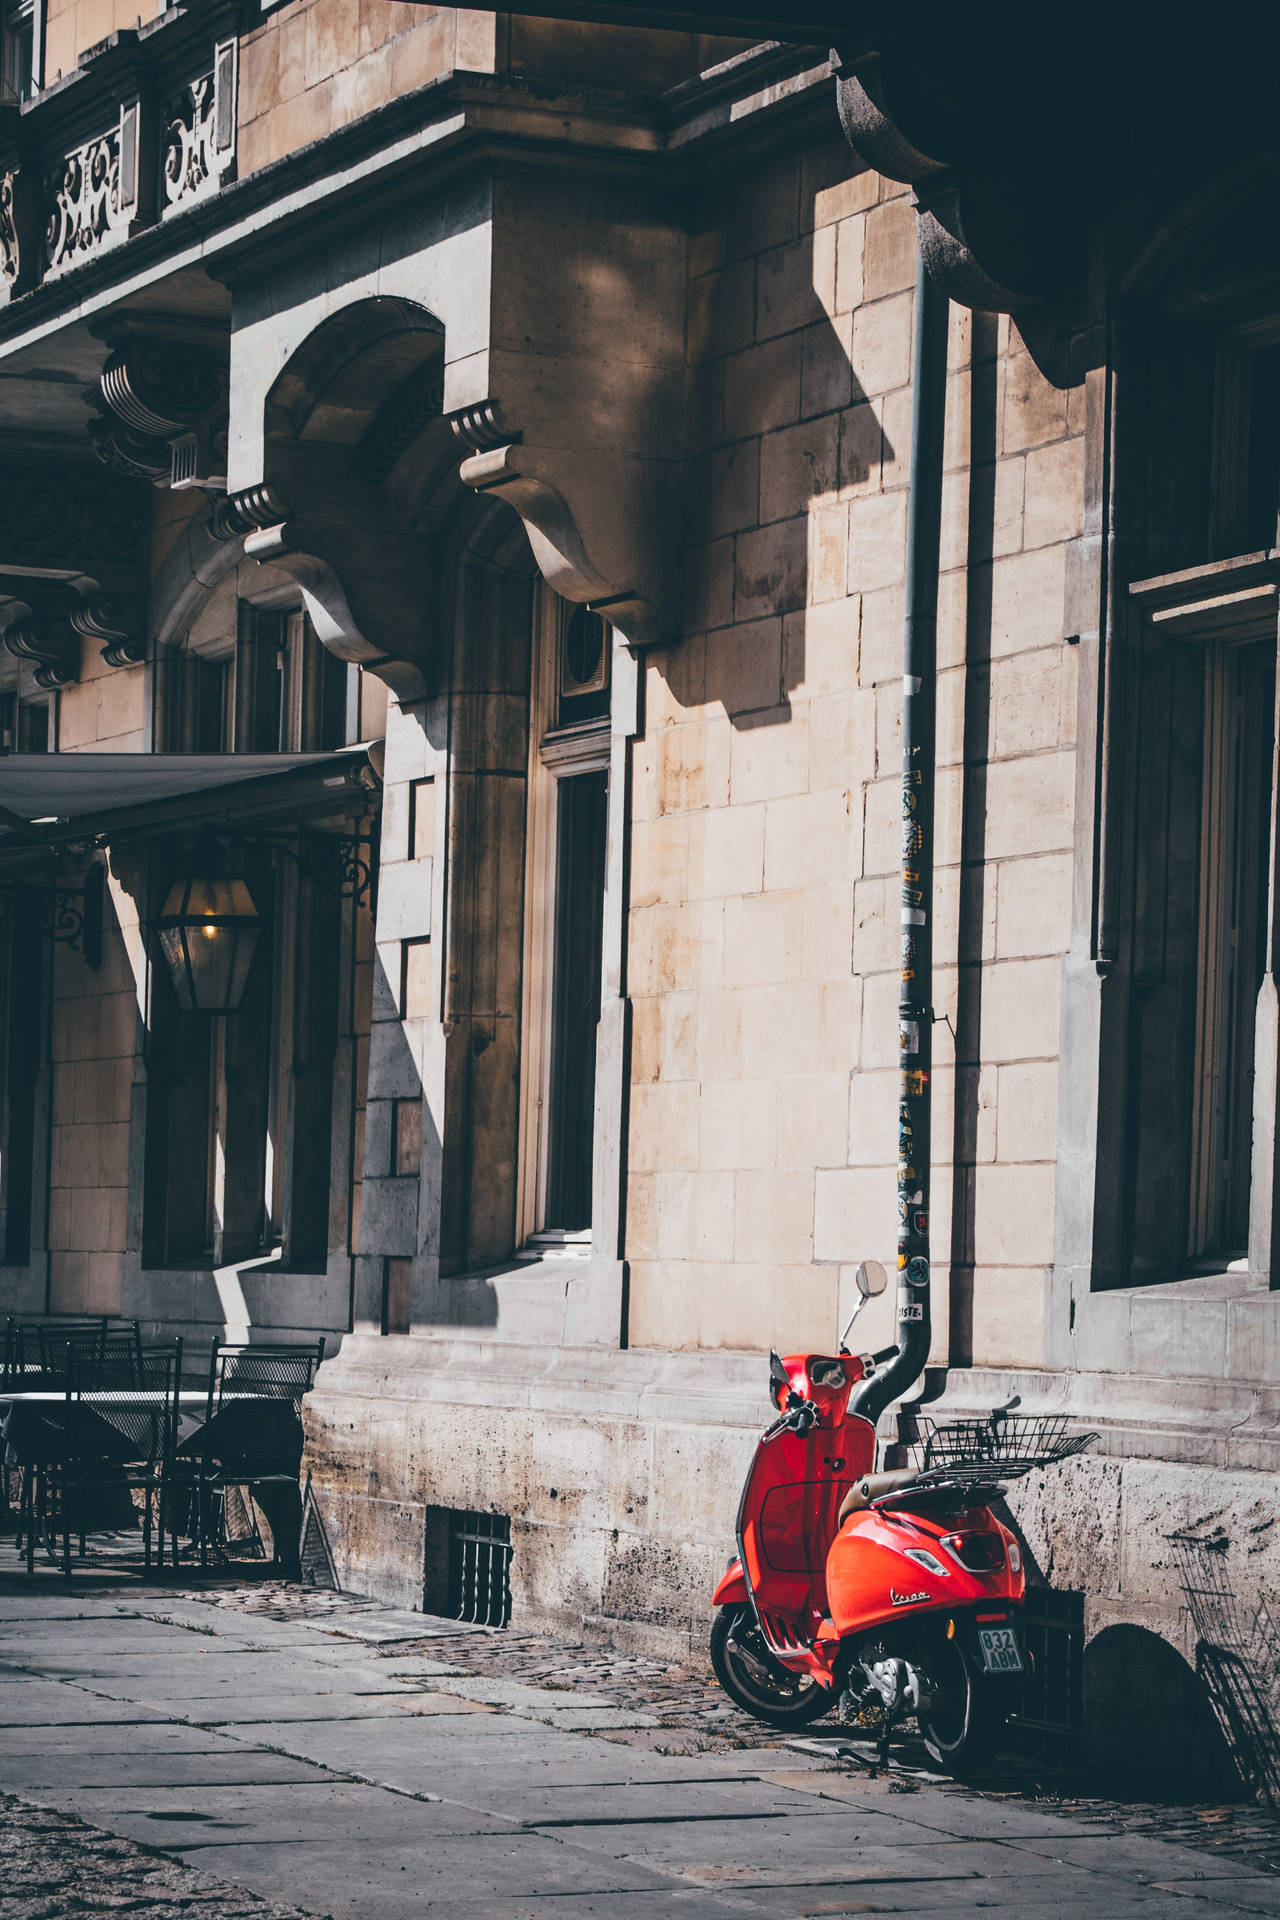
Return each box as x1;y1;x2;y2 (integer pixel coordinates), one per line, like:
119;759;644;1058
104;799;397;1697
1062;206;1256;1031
0;54;833;353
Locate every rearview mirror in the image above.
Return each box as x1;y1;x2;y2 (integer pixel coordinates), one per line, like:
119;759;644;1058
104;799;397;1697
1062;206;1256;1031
768;1349;789;1386
855;1259;889;1299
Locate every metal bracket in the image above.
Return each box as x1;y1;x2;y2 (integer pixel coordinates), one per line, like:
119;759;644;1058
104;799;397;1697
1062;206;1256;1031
235;831;376;907
35;862;105;967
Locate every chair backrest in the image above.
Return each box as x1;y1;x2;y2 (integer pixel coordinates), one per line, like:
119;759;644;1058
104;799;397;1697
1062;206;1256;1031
39;1320;144;1389
75;1338;183;1468
207;1337;325;1416
36;1319;110;1380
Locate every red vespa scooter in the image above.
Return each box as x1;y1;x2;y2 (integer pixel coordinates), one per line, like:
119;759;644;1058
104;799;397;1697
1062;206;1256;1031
710;1260;1093;1771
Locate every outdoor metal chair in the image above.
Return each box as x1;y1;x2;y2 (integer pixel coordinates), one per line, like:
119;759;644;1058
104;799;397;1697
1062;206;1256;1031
28;1338;183;1580
204;1339;326;1417
185;1338;325;1571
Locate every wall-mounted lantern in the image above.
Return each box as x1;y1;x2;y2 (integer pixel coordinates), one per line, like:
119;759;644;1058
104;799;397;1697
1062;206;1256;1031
155;861;262;1014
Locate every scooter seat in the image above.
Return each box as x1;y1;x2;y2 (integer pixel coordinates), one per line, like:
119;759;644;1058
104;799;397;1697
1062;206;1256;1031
837;1469;919;1524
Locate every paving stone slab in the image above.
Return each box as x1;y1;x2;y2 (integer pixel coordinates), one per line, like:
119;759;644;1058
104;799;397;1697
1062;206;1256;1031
765;1775;1121;1841
153;1692;434;1724
1010;1832;1260;1881
23;1649;410;1683
737;1899;1246;1920
16;1780;516;1848
1160;1878;1280;1915
171;1832;683;1909
361;1654;465;1678
459;1780;855;1828
527;1807;967;1873
0;1680;169;1724
523;1706;662;1730
0;1749;334;1790
407;1675;617;1713
403;1895;761;1920
0;1719;243;1755
317;1610;486;1644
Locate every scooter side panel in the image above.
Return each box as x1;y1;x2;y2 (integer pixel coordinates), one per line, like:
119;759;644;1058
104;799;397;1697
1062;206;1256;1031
826;1508;1023;1639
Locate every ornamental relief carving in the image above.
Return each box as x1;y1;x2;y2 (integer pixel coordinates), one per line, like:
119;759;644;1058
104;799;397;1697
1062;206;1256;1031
162;39;237;216
45;105;139;280
0;173;18;292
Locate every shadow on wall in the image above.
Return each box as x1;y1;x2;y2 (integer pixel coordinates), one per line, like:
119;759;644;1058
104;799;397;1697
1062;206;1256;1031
653;154;898;737
1084;1624;1244;1800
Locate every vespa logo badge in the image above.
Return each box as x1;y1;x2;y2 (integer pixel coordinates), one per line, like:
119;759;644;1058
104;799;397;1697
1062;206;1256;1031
890;1588;930;1607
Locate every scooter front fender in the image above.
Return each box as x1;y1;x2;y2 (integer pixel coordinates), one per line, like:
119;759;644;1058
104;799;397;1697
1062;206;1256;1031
712;1559;749;1607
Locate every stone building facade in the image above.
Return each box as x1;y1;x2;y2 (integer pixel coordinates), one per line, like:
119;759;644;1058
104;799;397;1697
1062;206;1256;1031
2;0;1279;1769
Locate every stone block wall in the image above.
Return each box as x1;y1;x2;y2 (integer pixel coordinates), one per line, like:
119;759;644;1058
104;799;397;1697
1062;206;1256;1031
47;862;142;1315
624;131;1082;1372
57;649;144;753
237;3;499;175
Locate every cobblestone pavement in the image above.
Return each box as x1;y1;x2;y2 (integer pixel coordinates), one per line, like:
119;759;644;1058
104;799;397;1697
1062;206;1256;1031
5;1563;1280;1920
0;1794;319;1920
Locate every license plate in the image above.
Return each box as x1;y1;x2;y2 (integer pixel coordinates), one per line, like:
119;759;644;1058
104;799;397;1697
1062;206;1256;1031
977;1626;1023;1674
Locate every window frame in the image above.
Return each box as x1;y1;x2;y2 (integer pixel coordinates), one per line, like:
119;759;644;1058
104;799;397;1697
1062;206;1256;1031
515;587;611;1248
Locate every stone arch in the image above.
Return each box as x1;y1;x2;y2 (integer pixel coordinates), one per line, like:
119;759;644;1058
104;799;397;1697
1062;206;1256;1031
223;295;453;704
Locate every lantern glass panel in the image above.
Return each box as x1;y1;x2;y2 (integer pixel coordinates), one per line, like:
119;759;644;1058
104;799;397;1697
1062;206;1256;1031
157;875;262;1014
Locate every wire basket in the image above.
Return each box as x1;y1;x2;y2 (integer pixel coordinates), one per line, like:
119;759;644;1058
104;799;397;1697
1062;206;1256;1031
1169;1529;1280;1806
914;1412;1097;1479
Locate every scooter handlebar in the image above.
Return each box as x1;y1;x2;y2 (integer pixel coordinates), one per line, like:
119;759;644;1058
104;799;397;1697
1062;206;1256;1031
761;1401;819;1443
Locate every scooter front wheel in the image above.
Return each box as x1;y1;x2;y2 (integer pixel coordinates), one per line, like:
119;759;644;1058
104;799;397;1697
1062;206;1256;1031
916;1639;1004;1773
710;1604;834;1730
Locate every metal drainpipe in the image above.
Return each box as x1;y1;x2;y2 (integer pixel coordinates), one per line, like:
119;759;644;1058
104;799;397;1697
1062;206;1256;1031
851;248;950;1429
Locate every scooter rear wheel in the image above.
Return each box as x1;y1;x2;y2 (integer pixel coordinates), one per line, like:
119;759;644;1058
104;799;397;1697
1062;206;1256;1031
710;1604;834;1730
916;1640;1003;1773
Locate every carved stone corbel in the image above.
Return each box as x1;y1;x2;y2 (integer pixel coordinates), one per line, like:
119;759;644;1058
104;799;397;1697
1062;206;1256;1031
90;322;229;491
214;480;431;703
242;515;430;705
2;612;79;688
0;460;148;674
69;595;145;667
834;50;1052;321
449;400;671;650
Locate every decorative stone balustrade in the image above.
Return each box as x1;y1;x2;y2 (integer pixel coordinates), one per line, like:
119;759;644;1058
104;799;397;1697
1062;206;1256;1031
0;13;238;306
162;40;236;216
44;104;140;279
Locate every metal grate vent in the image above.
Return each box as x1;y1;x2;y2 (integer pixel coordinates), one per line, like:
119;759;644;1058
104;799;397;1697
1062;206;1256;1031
424;1506;512;1628
1008;1583;1085;1765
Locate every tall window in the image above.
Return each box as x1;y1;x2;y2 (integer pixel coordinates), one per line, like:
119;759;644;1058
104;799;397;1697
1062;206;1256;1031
517;600;611;1243
236;607;349;752
1188;638;1275;1262
0;689;52;753
1;0;34;103
166;606;350;754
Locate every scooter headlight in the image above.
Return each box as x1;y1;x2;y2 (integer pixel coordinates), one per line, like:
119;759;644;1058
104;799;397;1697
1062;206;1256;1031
904;1547;949;1578
1008;1541;1022;1573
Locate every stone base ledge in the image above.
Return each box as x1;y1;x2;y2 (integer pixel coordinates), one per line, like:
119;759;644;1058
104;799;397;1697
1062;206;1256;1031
312;1335;1280;1475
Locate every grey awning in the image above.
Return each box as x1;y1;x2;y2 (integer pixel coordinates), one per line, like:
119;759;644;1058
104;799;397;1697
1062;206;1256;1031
0;748;376;853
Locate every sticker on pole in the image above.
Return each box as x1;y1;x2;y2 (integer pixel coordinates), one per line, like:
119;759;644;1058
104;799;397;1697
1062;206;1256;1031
898;1302;924;1321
